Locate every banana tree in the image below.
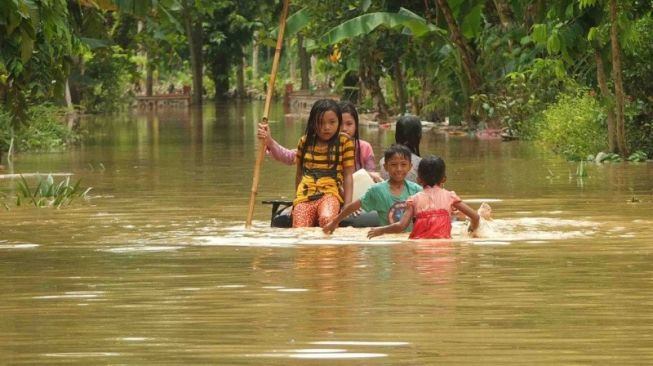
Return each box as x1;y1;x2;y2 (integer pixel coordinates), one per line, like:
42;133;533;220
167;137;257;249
433;0;484;110
315;2;494;121
317;7;442;118
263;5;337;92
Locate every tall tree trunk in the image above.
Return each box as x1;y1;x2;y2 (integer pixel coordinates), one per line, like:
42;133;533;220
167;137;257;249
297;33;310;90
594;48;617;152
212;56;230;100
252;32;259;81
68;56;83;104
493;0;514;28
310;55;317;88
360;62;390;121
287;39;296;83
342;71;359;103
434;0;481;94
146;54;153;96
609;0;628;156
64;78;77;130
392;62;406;114
237;56;246;99
183;0;203;105
64;78;74;110
492;0;514;51
524;0;546;29
137;20;145;95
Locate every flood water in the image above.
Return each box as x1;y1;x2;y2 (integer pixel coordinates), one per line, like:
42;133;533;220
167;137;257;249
1;102;653;364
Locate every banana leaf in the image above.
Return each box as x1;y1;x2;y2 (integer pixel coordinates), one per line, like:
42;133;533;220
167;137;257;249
262;8;313;47
319;8;443;46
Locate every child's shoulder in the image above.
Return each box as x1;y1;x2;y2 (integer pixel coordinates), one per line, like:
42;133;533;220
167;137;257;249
338;132;354;144
370;180;389;190
358;138;373;148
336;133;355;158
405;180;423;192
359;180;387;201
364;180;390;195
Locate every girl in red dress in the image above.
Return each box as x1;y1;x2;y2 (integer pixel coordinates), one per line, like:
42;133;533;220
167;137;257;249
367;155;480;239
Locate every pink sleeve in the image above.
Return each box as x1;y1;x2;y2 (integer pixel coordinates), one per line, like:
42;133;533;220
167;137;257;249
358;140;376;172
406;192;420;209
266;139;295;165
406;197;416;209
448;190;462;206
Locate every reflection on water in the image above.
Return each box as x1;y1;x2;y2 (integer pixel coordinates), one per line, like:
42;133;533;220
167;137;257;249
1;102;653;364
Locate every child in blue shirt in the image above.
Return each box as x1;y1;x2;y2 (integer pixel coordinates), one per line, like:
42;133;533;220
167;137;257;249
323;144;423;234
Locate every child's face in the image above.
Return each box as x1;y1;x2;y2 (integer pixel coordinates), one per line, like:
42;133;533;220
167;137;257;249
341;113;356;137
384;154;412;183
316;110;339;142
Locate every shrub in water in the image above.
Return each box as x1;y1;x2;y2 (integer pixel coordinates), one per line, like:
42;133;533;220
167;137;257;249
15;174;91;208
627;150;648;162
534;92;607;161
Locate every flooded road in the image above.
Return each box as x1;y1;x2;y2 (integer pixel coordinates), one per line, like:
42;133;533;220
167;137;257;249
1;102;653;364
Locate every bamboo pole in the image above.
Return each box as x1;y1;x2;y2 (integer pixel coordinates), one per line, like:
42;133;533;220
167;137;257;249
245;0;290;228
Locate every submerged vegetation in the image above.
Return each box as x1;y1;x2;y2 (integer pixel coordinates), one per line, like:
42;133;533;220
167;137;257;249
2;175;91;209
0;0;651;160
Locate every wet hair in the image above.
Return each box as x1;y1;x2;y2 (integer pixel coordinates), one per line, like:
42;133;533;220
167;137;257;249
417;155;446;187
384;144;412;162
299;99;342;168
395;115;422;156
339;101;362;169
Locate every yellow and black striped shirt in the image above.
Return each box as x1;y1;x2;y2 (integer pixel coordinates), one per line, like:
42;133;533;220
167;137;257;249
293;133;355;205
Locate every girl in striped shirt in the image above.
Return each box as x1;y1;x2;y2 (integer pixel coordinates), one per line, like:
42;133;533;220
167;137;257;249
292;99;355;228
256;101;375;173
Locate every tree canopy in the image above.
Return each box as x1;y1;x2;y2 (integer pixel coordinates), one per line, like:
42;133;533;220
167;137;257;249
1;0;652;159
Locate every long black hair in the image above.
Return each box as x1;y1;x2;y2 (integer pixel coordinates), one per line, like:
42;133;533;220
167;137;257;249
395;115;422;157
299;99;342;169
339;101;362;169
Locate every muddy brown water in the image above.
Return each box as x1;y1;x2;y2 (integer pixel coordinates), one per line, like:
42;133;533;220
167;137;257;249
1;102;652;364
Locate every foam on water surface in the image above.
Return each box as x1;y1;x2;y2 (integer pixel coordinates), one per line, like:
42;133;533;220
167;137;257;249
82;214;609;252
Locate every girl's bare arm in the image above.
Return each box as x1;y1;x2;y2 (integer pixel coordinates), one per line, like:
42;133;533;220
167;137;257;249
342;165;354;205
453;201;480;234
295;163;303;192
368;206;415;238
323;200;362;234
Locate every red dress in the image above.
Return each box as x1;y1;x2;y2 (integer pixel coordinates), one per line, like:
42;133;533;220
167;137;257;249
407;186;461;239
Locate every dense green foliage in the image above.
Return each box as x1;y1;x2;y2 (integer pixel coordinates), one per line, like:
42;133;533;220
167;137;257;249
622;15;653;157
535;91;607;161
1;105;80;153
78;46;138;113
0;0;651;160
0;0;74;128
